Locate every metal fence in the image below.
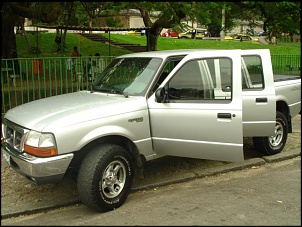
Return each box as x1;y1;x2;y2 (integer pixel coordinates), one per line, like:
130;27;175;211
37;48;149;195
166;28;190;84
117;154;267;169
1;56;114;117
1;54;301;117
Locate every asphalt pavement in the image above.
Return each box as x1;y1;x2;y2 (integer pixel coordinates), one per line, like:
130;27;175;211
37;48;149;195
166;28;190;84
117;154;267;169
1;115;300;219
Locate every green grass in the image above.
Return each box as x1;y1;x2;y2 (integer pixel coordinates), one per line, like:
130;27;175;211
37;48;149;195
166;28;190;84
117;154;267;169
16;33;132;58
16;32;301;58
102;33;301;55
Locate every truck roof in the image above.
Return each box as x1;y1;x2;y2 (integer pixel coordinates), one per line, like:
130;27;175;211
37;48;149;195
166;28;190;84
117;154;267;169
118;49;270;59
118;49;227;59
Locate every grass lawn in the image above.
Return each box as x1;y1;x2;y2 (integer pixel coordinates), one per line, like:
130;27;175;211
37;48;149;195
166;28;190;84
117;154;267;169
16;32;301;58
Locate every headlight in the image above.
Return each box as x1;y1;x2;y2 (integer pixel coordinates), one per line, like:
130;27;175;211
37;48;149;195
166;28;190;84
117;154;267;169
23;131;57;157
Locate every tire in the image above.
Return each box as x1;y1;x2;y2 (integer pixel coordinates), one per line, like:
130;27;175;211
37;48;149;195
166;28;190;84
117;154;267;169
253;111;288;155
77;144;135;212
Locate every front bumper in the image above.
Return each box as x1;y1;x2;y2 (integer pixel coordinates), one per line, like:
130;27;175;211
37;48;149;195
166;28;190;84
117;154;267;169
2;143;74;185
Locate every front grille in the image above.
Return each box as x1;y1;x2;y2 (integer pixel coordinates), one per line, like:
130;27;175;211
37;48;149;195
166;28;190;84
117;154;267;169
2;119;29;152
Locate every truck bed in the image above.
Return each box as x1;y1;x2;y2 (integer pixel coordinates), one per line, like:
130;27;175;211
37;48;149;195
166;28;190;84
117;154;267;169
274;74;301;119
274;74;301;82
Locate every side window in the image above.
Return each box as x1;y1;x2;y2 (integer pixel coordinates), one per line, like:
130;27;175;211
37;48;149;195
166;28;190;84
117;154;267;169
241;55;264;90
197;30;205;35
167;58;232;102
152;60;181;93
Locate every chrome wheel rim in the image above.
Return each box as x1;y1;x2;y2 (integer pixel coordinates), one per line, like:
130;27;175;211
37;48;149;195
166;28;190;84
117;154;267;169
269;121;283;147
100;160;126;198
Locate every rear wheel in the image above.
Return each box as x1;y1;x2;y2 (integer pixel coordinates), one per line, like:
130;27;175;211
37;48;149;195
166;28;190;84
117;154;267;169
253;111;288;155
77;144;134;212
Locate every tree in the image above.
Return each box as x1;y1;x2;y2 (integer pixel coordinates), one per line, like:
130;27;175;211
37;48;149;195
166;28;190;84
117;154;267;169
235;1;301;41
194;2;251;37
220;3;226;41
3;1;300;59
79;2;120;32
259;1;300;38
2;2;62;59
117;2;188;51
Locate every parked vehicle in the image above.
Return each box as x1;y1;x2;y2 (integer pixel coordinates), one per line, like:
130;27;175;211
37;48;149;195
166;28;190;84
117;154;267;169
161;30;179;37
178;28;209;39
257;31;268;36
2;49;301;213
225;33;259;42
127;30;141;36
224;35;234;40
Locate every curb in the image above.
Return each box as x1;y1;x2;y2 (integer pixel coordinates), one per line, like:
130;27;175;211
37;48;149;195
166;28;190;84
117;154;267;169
132;148;301;192
1;148;300;220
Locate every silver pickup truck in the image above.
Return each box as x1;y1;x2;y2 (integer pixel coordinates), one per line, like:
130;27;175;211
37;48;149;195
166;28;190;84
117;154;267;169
1;49;301;212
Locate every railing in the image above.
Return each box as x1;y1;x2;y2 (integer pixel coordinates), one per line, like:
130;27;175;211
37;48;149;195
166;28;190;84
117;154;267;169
1;56;115;117
270;55;301;74
1;55;301;118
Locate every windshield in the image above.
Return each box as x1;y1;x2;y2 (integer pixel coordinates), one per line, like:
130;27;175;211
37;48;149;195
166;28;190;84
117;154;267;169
91;57;162;96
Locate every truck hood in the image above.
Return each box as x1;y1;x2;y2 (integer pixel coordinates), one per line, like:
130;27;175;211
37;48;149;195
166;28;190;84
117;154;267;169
5;91;147;132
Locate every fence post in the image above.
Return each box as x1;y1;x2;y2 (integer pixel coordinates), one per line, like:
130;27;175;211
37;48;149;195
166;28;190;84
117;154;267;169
34;59;43;74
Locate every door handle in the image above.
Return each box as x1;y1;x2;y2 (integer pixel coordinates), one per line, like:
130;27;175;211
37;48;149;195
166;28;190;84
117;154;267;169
217;113;232;119
256;97;267;103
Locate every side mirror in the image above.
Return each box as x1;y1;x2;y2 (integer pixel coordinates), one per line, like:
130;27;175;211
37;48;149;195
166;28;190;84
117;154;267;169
155;87;167;103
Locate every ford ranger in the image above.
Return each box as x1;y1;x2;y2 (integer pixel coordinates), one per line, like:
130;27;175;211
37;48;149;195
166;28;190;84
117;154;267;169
1;49;301;212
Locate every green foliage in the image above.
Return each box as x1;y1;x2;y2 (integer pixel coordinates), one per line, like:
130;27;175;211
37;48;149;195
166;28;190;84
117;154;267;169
15;32;300;58
194;2;217;25
240;1;300;36
105;17;123;27
75;2;90;26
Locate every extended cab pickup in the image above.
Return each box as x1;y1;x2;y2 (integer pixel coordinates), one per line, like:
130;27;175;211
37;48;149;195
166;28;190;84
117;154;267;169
2;49;301;212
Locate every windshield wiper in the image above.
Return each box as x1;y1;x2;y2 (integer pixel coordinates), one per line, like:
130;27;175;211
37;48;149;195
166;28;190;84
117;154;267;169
112;87;129;98
103;85;123;95
90;84;128;97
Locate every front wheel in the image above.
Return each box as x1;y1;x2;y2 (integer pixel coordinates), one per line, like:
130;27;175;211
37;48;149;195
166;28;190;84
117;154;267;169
253;111;288;155
77;144;135;212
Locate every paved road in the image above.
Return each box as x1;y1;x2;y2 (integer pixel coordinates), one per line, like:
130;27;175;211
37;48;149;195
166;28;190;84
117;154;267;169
1;156;300;226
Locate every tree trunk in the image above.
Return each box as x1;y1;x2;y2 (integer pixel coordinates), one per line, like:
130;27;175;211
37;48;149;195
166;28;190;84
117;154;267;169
2;3;18;59
89;17;93;34
148;26;163;51
149;33;157;51
220;4;226;41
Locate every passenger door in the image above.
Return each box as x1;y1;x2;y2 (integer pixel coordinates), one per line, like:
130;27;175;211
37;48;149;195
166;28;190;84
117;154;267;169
147;50;244;162
240;50;276;136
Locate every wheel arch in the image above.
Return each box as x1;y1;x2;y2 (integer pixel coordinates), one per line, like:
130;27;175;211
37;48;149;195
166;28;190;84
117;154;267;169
276;100;292;133
70;135;143;172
